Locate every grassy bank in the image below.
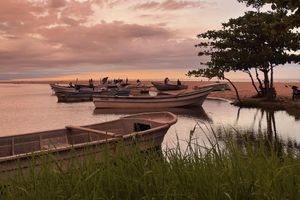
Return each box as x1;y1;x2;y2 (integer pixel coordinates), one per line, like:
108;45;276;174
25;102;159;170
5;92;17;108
1;129;300;199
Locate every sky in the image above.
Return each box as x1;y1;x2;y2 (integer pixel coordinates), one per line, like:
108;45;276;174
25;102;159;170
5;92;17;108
0;0;299;81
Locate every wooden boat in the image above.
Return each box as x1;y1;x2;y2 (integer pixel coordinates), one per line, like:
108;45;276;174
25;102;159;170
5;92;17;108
50;83;77;93
50;83;118;94
151;82;188;91
55;88;131;103
0;112;177;172
93;86;213;109
55;91;97;102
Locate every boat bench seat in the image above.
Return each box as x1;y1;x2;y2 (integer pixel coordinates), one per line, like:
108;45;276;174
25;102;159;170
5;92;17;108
66;126;122;137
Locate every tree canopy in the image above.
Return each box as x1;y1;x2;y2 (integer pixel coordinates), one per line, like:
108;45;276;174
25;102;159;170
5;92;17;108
238;0;300;27
188;9;300;100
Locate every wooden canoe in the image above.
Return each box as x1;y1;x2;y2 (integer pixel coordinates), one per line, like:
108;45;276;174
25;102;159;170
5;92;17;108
151;82;188;91
93;87;213;109
0;112;177;172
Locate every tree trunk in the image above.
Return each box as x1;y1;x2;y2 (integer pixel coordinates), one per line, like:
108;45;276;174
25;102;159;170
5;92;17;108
246;70;260;96
262;65;276;100
270;64;274;89
224;77;241;103
270;64;276;99
263;69;273;99
255;68;264;96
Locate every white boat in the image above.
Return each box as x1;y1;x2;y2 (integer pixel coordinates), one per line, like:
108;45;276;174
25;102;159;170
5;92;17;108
93;87;213;108
0;112;177;172
50;83;77;93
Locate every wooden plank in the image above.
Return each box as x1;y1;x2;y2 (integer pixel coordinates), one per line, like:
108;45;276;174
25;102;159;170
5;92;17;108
65;126;121;137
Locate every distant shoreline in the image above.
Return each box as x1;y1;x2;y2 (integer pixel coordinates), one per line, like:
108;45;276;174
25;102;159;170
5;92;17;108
1;80;299;117
1;80;299;100
1;79;300;84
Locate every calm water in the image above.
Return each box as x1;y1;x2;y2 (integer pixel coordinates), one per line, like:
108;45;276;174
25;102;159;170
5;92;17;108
0;84;299;149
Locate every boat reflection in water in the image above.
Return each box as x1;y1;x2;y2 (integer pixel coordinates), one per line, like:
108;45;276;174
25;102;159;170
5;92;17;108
93;106;212;122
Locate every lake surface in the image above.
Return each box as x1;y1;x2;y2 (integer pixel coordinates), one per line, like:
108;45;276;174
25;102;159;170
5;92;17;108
0;84;299;149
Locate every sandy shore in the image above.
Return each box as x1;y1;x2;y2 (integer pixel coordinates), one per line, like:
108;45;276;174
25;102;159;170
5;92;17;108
141;81;300;101
197;81;300;100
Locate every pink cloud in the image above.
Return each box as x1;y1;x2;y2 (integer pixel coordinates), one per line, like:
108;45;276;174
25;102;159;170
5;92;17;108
0;0;203;79
49;0;66;8
133;0;210;10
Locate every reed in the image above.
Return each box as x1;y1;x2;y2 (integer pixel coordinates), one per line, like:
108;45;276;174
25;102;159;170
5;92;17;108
1;127;300;200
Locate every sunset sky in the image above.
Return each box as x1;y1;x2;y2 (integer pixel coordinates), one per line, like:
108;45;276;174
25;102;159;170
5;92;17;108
0;0;299;81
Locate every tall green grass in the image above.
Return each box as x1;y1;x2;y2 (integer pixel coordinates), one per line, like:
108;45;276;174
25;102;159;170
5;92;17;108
1;127;300;200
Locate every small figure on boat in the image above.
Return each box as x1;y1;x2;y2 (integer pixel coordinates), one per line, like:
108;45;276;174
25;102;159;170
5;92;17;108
292;85;300;101
136;79;142;87
89;79;94;89
164;77;170;84
177;79;181;86
69;82;74;88
102;77;108;84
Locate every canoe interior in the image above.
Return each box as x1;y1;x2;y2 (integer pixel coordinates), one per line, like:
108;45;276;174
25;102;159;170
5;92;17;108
0;117;165;159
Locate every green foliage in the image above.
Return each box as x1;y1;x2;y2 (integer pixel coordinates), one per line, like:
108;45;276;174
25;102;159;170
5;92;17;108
238;0;300;11
190;11;299;75
238;0;300;27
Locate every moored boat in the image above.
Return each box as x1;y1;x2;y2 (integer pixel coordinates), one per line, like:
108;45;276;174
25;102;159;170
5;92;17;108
50;83;117;93
151;82;188;91
0;112;177;172
55;88;131;103
93;86;213;109
50;83;77;93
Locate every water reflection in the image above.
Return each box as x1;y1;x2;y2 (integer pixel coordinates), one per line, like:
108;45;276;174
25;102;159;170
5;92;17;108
93;107;212;122
220;107;300;155
0;84;299;151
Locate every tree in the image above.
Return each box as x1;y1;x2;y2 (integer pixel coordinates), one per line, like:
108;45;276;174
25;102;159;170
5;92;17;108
188;11;300;100
238;0;300;12
238;0;300;28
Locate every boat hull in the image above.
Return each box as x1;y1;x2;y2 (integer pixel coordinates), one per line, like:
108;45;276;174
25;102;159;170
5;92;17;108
55;89;131;103
55;91;94;102
0;127;169;173
0;112;177;172
93;87;212;108
50;84;76;93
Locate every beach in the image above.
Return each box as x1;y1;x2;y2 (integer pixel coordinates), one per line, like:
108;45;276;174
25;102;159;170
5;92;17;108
141;80;300;102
